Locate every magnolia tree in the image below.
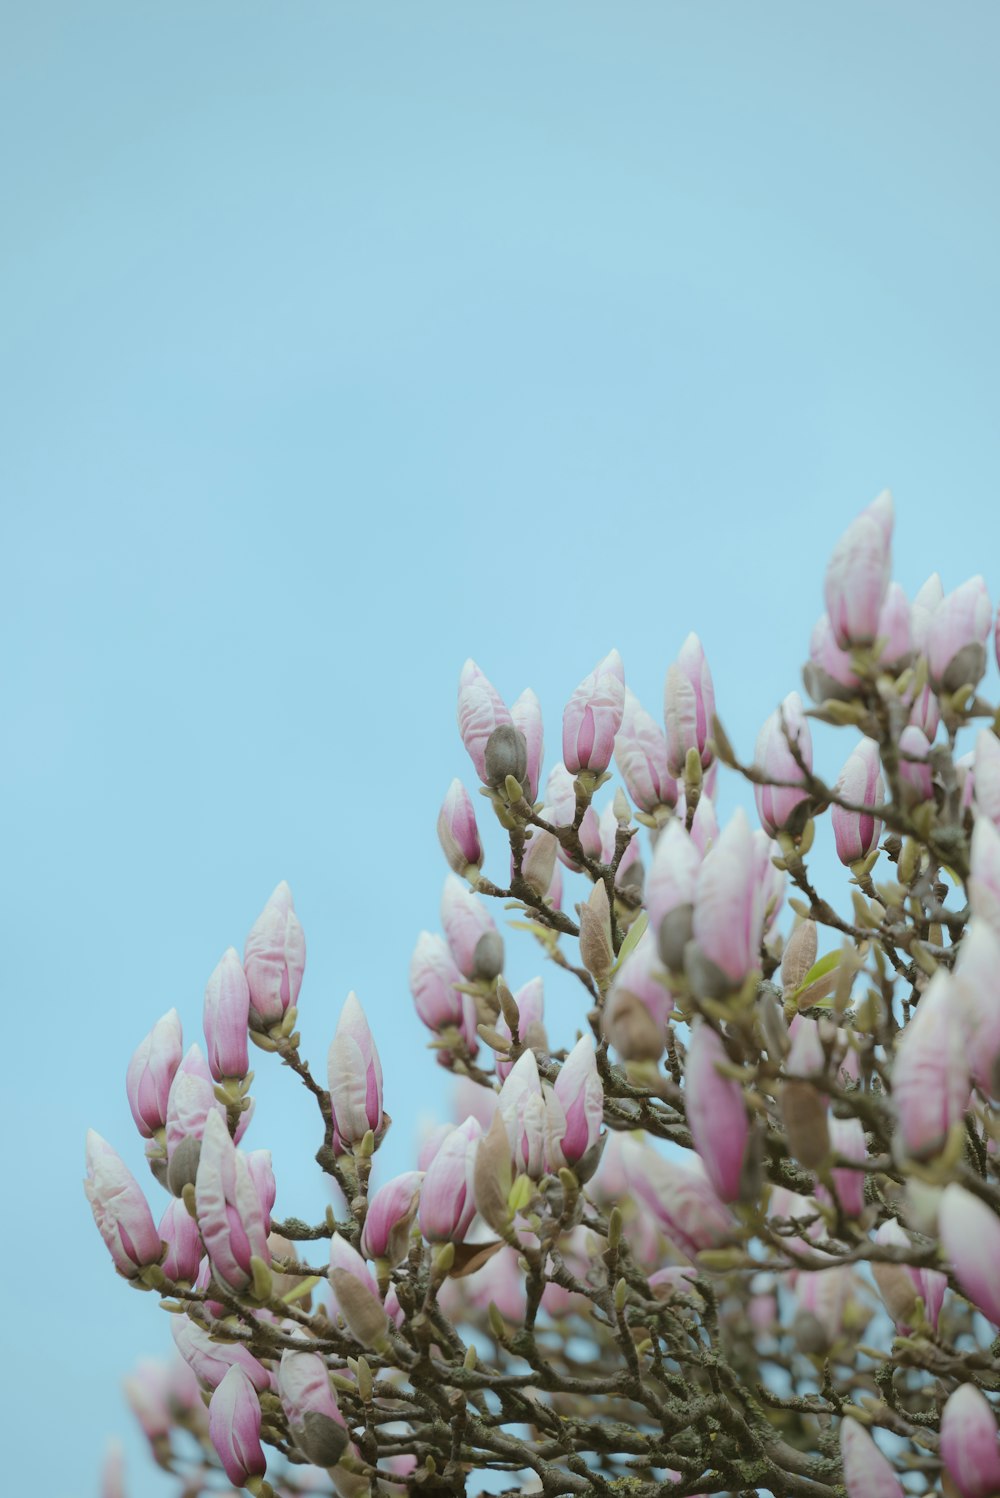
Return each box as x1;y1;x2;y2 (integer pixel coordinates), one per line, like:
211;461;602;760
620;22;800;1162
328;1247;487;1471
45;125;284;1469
88;492;1000;1498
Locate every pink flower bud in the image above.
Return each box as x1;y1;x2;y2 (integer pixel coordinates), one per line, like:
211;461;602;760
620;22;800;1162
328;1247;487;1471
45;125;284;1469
793;1265;852;1351
246;1149;275;1233
956;919;1000;1097
911;572;944;653
891;970;969;1158
623;1142;734;1259
689;809;763;993
664;633;716;776
562;649;625;775
125;1009;183;1138
940;1383;1000;1498
872;1218;946;1331
518;825;560;900
839;1417;903;1498
908;680;941;741
327;992;384;1147
208;1366;266;1489
419;1115;482;1242
122;1358;173;1445
823;490;893;649
457;660;512;783
614;689;677;812
361;1172;423;1265
164;1045;231;1196
684;1024;748;1203
546;1037;603;1173
495;977;547;1083
645;819;700;970
597;802;642;892
876;581;913;669
690;792;719;858
753;691;812;836
101;1440;125;1498
970;815;1000;939
927;575;992;692
803;613;860;703
158;1197;202;1284
452;1076;497;1129
203;947;251;1082
831;738;884;864
409;932;465;1033
437;780;483;877
940;1182;1000;1326
511;688;544;801
277;1350;350;1468
897;724;933;807
84;1131;163;1279
328;1232;389;1348
243;881;306;1032
498;1050;547;1179
441;874;503;981
753;830;786;931
194;1111;270;1291
823;1115;867;1219
170;1313;270;1393
975;730;1000;829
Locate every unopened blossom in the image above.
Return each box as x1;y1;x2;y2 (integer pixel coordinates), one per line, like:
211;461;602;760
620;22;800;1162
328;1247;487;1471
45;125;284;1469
622;1140;734;1259
546;1036;604;1174
518;826;560;900
495;976;547;1082
927;575;992;692
839;1417;903;1498
361;1172;423;1265
664;632;716;775
753;691;813;836
684;1023;748;1203
940;1383;1000;1498
614;689;676;812
974;729;1000;828
441;874;504;981
872;1218;946;1332
195;1111;270;1292
122;1358;173;1445
243;881;306;1031
278;1350;350;1469
908;680;941;741
892;970;969;1158
688;809;763;994
208;1366;266;1490
940;1183;1000;1326
409;931;464;1033
328;1233;389;1349
603;929;672;1062
456;659;512;783
955;919;1000;1097
823;489;893;649
246;1149;276;1233
158;1197;202;1284
437;779;483;877
419;1116;482;1242
203;947;251;1082
498;1049;547;1179
511;688;544;800
562;648;625;775
753;829;786;931
327;992;384;1147
971;815;1000;937
125;1009;183;1138
163;1047;220;1195
897;724;933;807
802;613;860;703
645;818;701;970
876;581;913;669
543;762;601;870
170;1314;270;1394
101;1440;125;1498
831;738;884;864
84;1131;163;1280
793;1266;853;1352
911;572;944;653
822;1115;867;1219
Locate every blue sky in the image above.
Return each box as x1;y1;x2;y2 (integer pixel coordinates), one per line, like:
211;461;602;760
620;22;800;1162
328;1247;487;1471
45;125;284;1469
2;4;999;1493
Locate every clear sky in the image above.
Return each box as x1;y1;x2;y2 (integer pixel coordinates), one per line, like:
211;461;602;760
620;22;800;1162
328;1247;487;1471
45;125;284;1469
2;4;999;1494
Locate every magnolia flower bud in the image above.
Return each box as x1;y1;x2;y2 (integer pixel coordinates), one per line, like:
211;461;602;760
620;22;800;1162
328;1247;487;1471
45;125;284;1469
927;575;992;692
562;649;625;775
203;947;251;1082
802;613;860;703
457;660;512;784
511;688;544;801
327;992;384;1148
793;1265;852;1352
409;931;464;1033
419;1115;482;1242
437;780;483;876
441;874;504;981
688;809;762;995
164;1047;218;1196
664;632;716;775
361;1172;423;1265
897;724;933;807
614;689;677;812
519;827;559;900
911;572;944;654
208;1366;266;1490
194;1111;270;1292
974;729;1000;829
823;489;893;649
603;931;671;1061
781;920;817;993
243;881;306;1032
645;819;700;970
940;1183;1000;1326
684;1024;748;1203
498;1050;547;1179
781;1019;830;1170
545;1036;603;1175
126;1010;183;1138
872;1218;945;1332
495;977;547;1082
970;815;1000;937
278;1350;350;1468
170;1314;270;1393
84;1132;163;1279
824;1115;867;1219
483;723;529;791
622;1139;734;1259
328;1233;389;1349
955;919;1000;1097
578;880;614;986
876;581;912;669
122;1359;173;1446
753;691;813;837
839;1416;904;1498
940;1384;1000;1498
158;1197;202;1284
831;738;884;864
892;970;969;1158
